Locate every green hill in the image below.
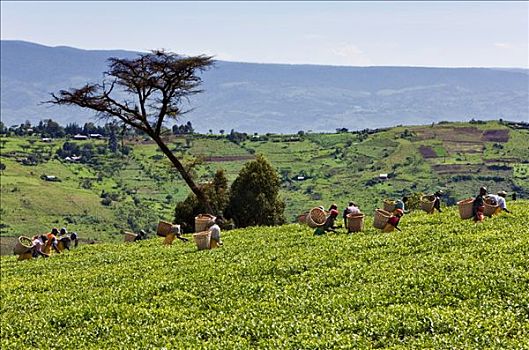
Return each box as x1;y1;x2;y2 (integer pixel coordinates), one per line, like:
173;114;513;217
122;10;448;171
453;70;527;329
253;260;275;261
1;120;528;253
1;202;528;349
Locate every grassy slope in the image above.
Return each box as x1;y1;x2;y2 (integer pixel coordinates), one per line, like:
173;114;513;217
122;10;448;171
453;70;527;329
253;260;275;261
0;138;117;242
1;121;528;247
1;201;528;349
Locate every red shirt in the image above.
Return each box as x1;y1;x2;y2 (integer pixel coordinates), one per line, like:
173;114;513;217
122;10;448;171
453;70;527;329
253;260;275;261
388;216;400;227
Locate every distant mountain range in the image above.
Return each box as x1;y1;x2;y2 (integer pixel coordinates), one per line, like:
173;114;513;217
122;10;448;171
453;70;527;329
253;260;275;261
1;40;528;133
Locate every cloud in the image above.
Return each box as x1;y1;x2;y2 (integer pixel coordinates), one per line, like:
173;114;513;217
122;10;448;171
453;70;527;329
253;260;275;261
494;42;514;49
331;43;372;65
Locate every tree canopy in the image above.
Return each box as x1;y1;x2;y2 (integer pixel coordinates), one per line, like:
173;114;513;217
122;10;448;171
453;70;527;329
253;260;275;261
225;155;286;228
48;50;215;212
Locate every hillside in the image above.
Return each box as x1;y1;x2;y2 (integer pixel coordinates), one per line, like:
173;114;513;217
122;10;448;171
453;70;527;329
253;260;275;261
0;120;528;252
1;202;528;349
2;40;528;133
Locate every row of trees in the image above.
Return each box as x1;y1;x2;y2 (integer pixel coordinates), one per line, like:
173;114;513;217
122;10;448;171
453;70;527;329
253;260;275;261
0;119;196;139
0;119;111;138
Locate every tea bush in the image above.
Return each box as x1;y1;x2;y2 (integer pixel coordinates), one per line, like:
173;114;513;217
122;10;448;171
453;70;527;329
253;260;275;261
1;201;528;349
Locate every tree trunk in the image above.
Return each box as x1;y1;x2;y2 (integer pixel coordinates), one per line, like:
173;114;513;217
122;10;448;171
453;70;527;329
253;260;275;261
152;136;213;214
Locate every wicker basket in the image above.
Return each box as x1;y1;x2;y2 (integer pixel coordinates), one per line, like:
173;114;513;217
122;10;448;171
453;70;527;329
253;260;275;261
192;231;211;250
483;197;499;217
457;198;474;219
124;231;137;242
58;237;71;251
420;196;435;213
42;245;51;255
373;209;391;229
157;220;173;237
347;213;364;232
383;200;396;213
306;207;327;228
163;233;176;245
17;252;33;261
195;214;216;233
13;236;32;255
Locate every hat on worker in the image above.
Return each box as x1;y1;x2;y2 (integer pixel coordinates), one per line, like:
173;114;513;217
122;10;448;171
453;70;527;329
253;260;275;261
497;191;507;197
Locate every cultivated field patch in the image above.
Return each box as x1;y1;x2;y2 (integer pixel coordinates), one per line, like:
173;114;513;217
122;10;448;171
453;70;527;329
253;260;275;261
481;129;510;142
418;145;437;158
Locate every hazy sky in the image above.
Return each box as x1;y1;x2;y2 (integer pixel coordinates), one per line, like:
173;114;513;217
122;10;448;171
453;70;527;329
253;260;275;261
1;1;528;68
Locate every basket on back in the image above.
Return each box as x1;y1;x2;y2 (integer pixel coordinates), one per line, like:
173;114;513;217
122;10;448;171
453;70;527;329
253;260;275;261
347;213;364;232
57;237;71;251
383;200;396;213
297;212;309;224
157;220;173;237
124;231;137;242
420;195;436;213
483;197;499;217
192;231;211;250
195;214;216;233
13;236;32;255
457;198;474;219
306;207;327;228
373;209;391;229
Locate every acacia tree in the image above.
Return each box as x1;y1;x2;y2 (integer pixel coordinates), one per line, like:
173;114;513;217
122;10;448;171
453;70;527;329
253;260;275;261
48;50;214;212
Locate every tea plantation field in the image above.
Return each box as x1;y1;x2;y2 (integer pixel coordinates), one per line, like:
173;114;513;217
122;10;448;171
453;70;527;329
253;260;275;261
1;201;528;349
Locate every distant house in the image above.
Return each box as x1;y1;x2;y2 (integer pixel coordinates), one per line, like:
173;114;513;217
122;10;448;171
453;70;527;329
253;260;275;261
64;156;81;162
41;175;61;182
73;134;88;140
292;175;310;181
18;158;37;166
89;133;103;139
41;137;53;142
378;173;388;180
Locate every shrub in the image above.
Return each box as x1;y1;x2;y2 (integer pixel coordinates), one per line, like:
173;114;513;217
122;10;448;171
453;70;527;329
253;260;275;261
225;155;285;228
405;192;424;211
80;178;92;189
174;170;230;232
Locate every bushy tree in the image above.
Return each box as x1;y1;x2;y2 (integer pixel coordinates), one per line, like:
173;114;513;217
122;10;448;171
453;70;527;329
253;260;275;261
64;123;83;136
225;155;285;228
227;129;248;144
56;142;80;158
174;169;230;232
108;127;118;153
36;119;65;138
83;122;99;135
